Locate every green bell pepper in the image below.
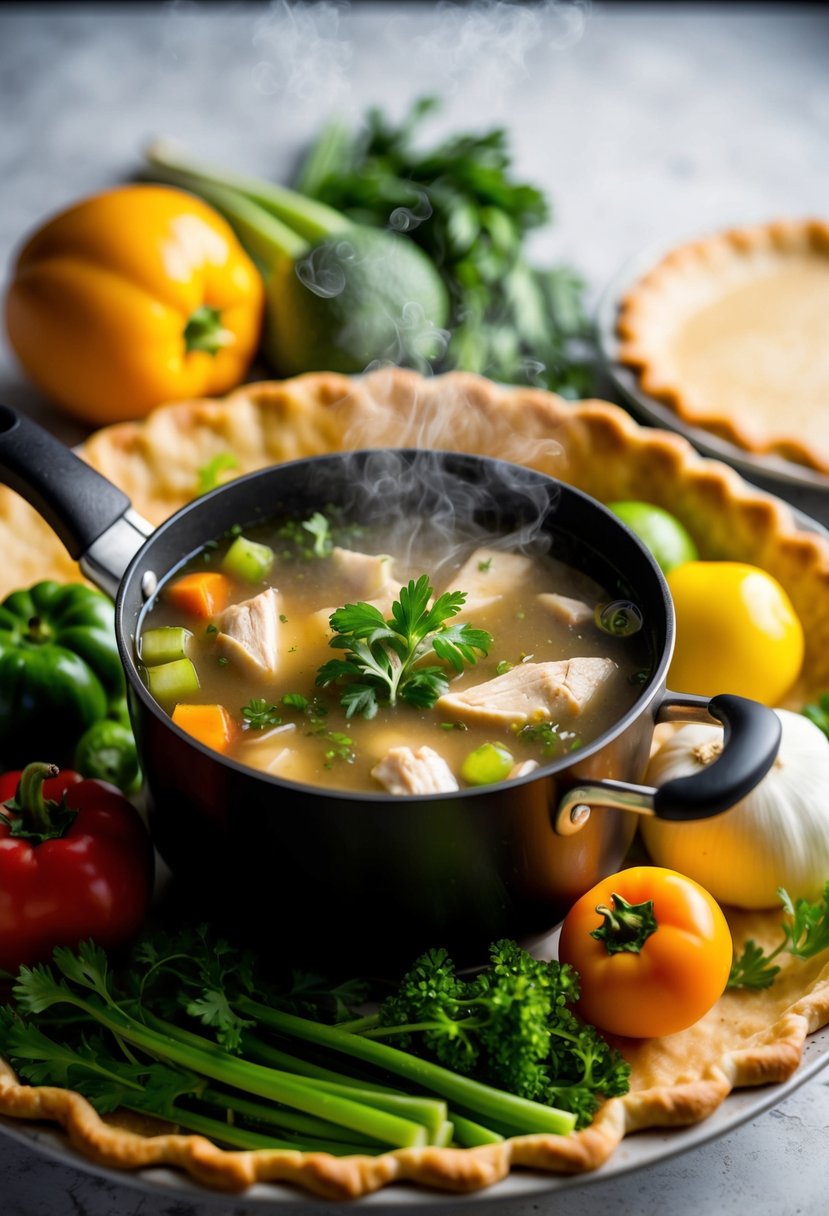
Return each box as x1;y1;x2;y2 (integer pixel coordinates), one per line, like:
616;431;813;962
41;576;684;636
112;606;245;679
0;581;126;767
74;718;142;794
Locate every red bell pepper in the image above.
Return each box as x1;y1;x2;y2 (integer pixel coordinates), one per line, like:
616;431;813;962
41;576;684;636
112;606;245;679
0;762;153;973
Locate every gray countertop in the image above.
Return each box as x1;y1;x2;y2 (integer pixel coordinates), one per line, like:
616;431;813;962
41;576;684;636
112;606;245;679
1;3;829;1212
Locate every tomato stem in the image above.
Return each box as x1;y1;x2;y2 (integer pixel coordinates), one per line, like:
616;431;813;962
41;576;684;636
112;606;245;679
591;893;658;955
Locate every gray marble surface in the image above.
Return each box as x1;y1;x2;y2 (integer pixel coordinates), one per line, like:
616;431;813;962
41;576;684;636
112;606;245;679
1;2;829;1213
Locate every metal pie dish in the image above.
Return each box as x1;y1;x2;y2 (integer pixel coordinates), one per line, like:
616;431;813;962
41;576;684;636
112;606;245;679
596;242;829;525
0;405;782;968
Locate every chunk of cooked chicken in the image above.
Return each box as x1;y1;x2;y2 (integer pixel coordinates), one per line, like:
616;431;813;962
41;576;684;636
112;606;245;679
537;593;595;627
217;587;281;680
436;657;617;726
451;548;533;613
508;759;540;779
331;547;394;598
239;722;297;775
308;549;399;645
309;582;400;646
371;745;459;795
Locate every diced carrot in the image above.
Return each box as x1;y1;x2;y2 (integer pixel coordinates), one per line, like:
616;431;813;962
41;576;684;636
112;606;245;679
166;571;232;619
172;704;236;754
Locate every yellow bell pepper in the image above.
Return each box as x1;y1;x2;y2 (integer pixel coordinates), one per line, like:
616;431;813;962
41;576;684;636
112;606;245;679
4;184;264;424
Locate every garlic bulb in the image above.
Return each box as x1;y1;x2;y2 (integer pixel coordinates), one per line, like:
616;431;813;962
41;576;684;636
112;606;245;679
641;709;829;909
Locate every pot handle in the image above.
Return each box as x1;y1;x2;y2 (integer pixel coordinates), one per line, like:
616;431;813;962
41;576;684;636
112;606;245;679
555;692;781;836
0;404;152;597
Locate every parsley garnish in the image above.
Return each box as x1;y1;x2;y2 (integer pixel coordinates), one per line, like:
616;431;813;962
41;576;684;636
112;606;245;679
282;692;310;712
316;575;492;719
728;883;829;989
495;659;514;675
302;512;332;558
241;699;283;729
477;558;493;573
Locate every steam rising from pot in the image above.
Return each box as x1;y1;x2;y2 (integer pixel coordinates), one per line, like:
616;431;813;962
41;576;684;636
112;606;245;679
307;447;561;582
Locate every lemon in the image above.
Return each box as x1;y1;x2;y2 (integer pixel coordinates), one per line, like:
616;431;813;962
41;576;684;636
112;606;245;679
666;561;804;705
608;501;698;573
264;227;449;376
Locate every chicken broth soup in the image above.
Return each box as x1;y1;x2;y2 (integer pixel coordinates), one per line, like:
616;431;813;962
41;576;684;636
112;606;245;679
138;511;651;793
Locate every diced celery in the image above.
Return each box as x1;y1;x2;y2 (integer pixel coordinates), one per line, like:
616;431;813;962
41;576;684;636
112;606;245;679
221;535;275;583
461;742;514;786
145;658;201;702
141;627;193;666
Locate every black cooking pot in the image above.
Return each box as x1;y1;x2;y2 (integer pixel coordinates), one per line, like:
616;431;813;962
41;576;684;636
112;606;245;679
0;405;781;967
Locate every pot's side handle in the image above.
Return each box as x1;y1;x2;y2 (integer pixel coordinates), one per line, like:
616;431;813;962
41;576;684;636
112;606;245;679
555;693;781;836
0;404;152;596
653;693;781;820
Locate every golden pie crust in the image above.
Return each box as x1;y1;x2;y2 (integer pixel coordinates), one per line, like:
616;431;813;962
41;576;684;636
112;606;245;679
1;368;829;1197
616;219;829;473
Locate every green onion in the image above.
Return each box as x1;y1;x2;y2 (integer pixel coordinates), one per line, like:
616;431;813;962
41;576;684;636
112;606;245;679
460;742;514;786
594;600;644;638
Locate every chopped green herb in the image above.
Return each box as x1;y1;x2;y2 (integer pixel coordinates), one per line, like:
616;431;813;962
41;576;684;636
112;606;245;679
322;732;356;768
628;669;650;686
513;720;580;759
217;656;230;666
196;452;239;496
495;660;514;676
205;623;218;636
241;699;283;729
279;614;289;624
305;718;355;767
439;721;468;732
477;558;493;573
275;508;365;562
316;575;491;719
302;512;333;559
282;692;310;712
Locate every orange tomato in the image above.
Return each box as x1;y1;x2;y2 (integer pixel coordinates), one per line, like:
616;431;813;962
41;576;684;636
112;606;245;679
558;866;732;1038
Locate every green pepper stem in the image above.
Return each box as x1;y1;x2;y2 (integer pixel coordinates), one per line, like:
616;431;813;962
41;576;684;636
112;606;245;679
25;616;50;644
590;893;658;955
15;763;60;836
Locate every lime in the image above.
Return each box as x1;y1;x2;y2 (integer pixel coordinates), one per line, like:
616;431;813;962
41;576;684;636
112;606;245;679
264;227;449;376
608;501;698;573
